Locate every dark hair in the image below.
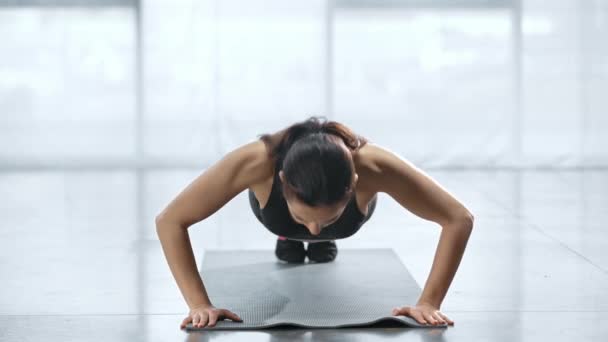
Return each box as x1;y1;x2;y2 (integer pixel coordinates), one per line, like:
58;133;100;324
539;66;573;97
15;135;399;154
257;115;369;207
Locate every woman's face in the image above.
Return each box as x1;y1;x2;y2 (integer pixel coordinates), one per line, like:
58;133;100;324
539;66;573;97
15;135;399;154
280;170;356;236
286;198;347;236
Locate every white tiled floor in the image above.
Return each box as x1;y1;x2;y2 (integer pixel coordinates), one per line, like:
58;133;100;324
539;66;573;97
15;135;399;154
1;169;607;341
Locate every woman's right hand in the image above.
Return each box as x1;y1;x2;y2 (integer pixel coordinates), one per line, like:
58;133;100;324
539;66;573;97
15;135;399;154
180;304;243;329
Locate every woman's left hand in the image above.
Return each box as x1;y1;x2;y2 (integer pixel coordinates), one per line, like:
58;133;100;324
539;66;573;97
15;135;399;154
392;302;454;326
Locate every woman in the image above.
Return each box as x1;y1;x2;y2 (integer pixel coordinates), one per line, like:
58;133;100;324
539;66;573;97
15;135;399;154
155;116;474;330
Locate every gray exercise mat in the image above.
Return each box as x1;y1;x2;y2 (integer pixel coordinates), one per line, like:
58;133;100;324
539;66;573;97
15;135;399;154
185;248;447;330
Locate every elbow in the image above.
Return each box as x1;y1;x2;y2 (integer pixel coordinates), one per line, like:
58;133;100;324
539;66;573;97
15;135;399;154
155;211;172;231
155;211;189;232
155;213;165;230
460;211;474;230
467;211;474;225
446;210;474;230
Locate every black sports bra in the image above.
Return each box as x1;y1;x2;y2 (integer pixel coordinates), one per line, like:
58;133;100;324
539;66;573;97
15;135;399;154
257;163;374;241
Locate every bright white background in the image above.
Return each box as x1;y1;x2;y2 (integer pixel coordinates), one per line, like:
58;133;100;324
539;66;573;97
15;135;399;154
1;0;606;169
0;4;607;340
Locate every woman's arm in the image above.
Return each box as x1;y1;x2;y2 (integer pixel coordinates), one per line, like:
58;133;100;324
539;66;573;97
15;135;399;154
363;143;474;325
155;139;273;310
155;224;213;309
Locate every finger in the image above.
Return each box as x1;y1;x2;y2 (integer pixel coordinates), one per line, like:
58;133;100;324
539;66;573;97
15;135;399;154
223;310;243;322
193;313;203;328
393;307;430;325
406;310;427;325
392;306;409;316
395;307;427;325
437;312;454;325
422;312;438;325
195;313;205;328
432;312;446;324
207;312;218;327
199;312;209;327
192;314;200;326
180;316;192;329
413;312;428;325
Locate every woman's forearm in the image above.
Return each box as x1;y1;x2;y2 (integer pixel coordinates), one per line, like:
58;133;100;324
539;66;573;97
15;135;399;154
417;218;474;308
155;222;212;309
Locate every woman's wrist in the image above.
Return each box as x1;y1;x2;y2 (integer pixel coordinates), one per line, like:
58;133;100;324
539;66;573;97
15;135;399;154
189;300;213;310
416;299;441;308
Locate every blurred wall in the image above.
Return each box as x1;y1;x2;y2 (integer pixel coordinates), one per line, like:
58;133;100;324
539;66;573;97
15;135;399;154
0;0;607;169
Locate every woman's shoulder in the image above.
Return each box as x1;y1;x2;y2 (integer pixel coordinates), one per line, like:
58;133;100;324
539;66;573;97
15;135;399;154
352;142;391;193
242;137;276;187
353;142;382;172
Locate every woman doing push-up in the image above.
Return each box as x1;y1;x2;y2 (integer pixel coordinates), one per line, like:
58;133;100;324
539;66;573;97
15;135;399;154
155;116;474;330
